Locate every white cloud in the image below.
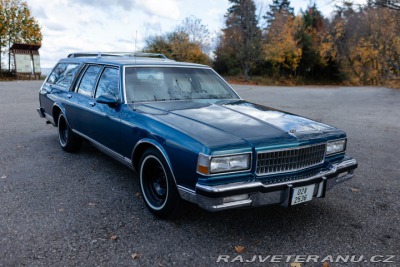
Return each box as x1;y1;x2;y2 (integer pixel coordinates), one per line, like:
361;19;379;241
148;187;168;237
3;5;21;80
44;21;67;32
67;0;135;11
136;0;180;20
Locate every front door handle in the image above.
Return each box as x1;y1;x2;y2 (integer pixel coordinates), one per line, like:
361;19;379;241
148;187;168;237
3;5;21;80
89;101;96;107
66;94;72;99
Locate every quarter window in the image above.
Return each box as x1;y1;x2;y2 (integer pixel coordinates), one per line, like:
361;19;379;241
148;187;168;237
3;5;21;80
95;68;119;98
47;63;80;89
77;65;102;97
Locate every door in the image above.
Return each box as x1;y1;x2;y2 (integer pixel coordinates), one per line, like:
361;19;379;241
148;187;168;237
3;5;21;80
63;64;103;136
90;67;122;153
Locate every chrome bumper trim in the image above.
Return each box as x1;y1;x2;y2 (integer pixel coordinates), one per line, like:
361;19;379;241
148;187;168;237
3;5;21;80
37;108;45;118
37;108;55;125
178;158;357;211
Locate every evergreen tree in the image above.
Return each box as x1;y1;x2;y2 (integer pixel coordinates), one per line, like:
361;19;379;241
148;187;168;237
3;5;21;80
297;3;328;79
216;0;261;81
264;0;294;27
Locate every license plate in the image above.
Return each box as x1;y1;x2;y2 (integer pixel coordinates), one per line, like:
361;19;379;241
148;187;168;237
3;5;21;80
291;184;315;205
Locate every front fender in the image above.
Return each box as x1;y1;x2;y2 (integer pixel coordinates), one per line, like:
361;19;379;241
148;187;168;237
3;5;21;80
132;138;177;183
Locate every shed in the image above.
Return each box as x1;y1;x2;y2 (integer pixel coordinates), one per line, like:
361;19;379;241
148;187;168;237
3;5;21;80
10;43;41;80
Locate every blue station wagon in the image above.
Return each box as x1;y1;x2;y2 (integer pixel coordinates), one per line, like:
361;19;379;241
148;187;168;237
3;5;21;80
38;52;358;218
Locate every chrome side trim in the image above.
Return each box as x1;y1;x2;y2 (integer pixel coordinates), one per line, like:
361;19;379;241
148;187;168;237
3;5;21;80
72;129;133;169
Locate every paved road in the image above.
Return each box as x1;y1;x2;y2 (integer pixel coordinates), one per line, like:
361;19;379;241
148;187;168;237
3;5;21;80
0;81;399;266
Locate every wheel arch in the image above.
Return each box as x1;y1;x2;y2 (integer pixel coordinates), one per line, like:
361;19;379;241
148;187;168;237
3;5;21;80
131;139;177;185
52;104;66;127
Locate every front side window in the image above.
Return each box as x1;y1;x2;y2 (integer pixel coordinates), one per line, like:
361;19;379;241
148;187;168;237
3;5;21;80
95;67;119;98
47;63;80;89
76;65;102;97
125;67;239;103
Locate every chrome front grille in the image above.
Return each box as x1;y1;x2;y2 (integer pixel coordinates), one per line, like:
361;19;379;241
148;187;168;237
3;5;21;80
256;144;326;175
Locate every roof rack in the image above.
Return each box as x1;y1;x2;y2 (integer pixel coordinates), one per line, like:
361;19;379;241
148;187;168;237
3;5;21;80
67;52;167;59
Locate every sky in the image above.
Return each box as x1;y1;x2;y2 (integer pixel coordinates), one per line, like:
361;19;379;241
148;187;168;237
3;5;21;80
23;0;363;69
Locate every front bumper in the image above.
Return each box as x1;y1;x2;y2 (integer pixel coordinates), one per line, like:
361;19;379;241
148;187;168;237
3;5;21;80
179;157;357;211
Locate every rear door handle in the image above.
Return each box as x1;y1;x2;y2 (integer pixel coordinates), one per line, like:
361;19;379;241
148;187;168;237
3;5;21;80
66;94;72;99
89;101;96;107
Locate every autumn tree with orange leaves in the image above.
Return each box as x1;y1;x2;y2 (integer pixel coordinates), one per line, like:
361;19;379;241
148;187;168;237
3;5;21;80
0;0;42;74
143;16;211;65
331;2;400;85
263;0;302;77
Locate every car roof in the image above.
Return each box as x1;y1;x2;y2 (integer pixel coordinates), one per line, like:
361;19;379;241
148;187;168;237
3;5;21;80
57;53;209;68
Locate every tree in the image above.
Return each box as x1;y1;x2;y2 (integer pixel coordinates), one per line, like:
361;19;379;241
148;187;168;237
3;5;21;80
213;32;240;75
297;3;335;80
263;14;302;77
334;0;400;11
143;31;211;65
174;16;212;54
331;3;400;85
374;0;400;10
262;0;300;77
0;0;42;74
263;0;294;27
217;0;261;81
143;16;211;65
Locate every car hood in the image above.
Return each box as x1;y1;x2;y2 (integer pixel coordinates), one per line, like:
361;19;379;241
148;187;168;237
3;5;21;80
133;100;342;148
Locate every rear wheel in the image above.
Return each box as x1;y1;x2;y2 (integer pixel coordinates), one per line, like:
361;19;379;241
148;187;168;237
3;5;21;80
58;113;81;152
139;148;181;219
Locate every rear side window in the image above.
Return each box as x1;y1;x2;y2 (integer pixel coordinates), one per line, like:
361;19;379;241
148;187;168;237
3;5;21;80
76;65;102;97
47;63;80;89
95;67;119;98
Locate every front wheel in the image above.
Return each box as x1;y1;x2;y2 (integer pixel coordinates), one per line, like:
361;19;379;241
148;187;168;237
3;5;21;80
139;148;181;219
58;113;81;152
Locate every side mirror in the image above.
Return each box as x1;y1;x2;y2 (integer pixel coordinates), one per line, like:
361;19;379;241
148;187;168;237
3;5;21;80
96;95;119;105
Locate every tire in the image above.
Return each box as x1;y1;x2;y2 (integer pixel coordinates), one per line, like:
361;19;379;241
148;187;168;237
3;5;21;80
57;113;81;152
139;148;181;219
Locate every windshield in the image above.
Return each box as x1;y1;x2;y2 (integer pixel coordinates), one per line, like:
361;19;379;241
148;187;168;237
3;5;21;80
124;67;239;103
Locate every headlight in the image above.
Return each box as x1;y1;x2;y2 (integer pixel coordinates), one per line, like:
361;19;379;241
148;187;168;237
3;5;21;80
197;153;251;175
326;139;346;155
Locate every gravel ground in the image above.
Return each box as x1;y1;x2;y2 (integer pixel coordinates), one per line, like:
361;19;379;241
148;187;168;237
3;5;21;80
0;81;399;267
